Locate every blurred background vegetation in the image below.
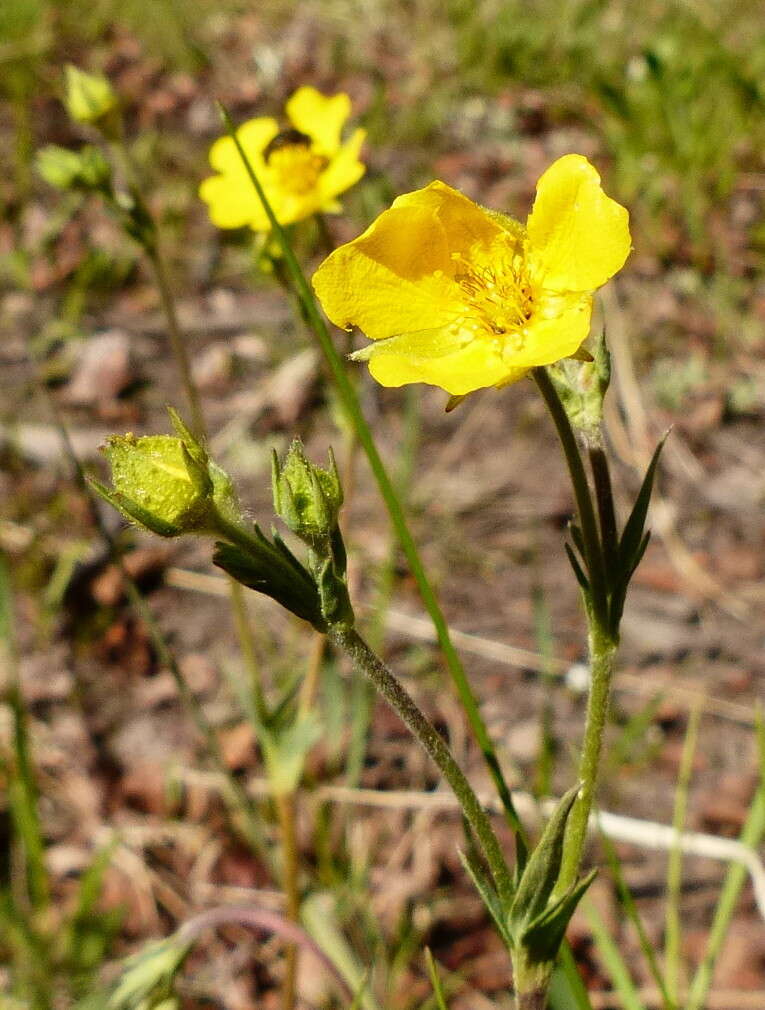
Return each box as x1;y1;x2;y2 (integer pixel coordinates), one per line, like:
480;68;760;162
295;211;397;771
2;0;765;1007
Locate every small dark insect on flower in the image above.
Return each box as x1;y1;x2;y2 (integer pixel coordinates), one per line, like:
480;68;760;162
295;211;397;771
263;128;313;162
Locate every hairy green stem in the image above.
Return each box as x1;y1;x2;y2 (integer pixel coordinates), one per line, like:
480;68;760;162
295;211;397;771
557;620;616;895
220;105;525;852
328;625;514;907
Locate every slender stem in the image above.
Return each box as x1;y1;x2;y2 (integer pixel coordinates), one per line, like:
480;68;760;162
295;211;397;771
275;792;300;1010
665;704;702;1006
532;367;608;625
328;625;513;907
556;620;616;894
220;105;524;849
146;244;205;441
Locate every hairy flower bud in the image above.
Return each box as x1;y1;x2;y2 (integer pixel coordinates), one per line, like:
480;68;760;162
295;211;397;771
272;440;343;546
91;410;239;537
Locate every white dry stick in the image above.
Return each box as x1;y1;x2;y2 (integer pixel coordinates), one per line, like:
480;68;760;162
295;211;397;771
177;768;765;923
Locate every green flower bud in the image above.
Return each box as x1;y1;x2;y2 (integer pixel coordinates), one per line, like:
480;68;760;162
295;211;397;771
64;64;117;126
91;409;240;538
36;144;112;192
272;440;343;546
548;331;611;443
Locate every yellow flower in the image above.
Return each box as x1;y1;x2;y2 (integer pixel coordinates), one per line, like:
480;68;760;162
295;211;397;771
312;154;631;396
200;86;366;232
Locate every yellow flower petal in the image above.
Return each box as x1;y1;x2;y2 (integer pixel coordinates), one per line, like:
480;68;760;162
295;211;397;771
312;201;463;341
366;328;510;395
199;173;266;229
526;154;631;292
395;180;505;254
507;294;593;368
318;128;367;204
208;117;278;174
286;87;351;156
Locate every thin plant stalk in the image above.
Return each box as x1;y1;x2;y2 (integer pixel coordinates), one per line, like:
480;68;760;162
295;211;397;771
275;792;301;1010
665;704;702;1005
219;104;525;854
327;624;514;907
532;366;617;895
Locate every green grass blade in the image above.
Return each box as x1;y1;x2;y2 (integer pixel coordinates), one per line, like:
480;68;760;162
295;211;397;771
582;898;646;1010
601;833;672;1006
686;709;765;1010
425;949;450;1010
665;704;702;1005
219;103;526;856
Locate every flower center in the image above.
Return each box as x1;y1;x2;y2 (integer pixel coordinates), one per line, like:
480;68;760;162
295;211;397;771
264;129;328;196
451;238;534;355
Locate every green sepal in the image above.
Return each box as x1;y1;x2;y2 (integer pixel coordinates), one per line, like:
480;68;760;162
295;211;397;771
88;476;181;538
508;784;581;943
520;868;597;965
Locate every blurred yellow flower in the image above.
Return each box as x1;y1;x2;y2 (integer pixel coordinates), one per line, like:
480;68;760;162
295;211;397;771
312;154;631;395
200;86;366;232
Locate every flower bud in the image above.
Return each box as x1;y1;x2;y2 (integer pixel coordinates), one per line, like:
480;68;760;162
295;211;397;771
36;144;112;192
91;410;239;538
64;64;117;126
272;441;343;546
549;331;611;442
